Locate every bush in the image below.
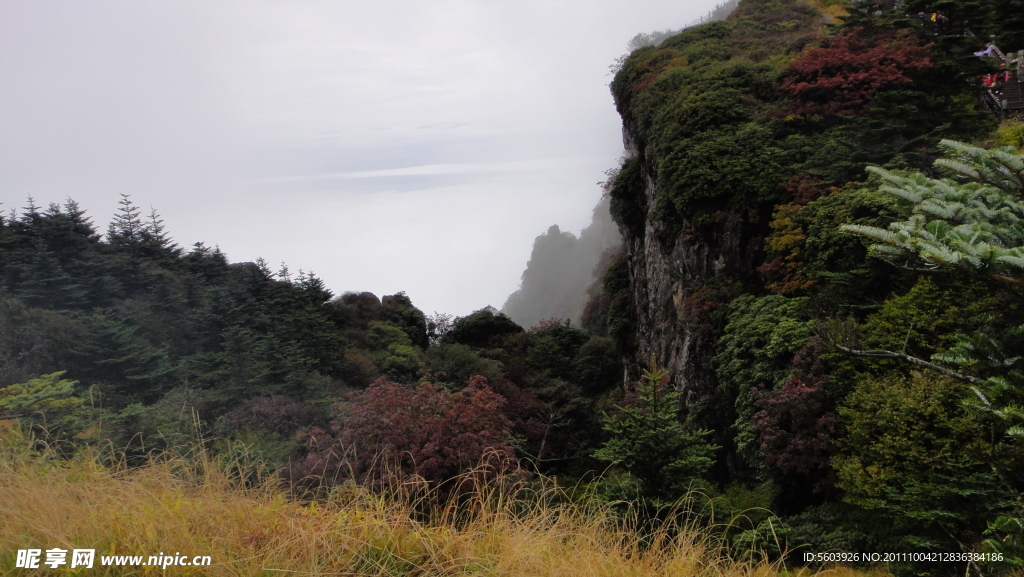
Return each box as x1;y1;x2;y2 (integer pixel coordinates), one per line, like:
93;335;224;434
294;377;517;490
833;371;1010;551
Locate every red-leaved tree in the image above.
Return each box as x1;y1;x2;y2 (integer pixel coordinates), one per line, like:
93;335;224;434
750;340;837;489
781;29;933;116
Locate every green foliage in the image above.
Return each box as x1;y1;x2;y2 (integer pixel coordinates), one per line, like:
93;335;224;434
0;296;85;387
113;389;207;457
730;516;790;562
607;157;647;238
861;277;980;362
367;320;413;350
380;292;428;349
590;250;636;356
837;140;1024;562
608;1;992;250
842;141;1024;424
106;193;145;247
776;502;896;565
443;308;523;349
572;336;621;395
834;371;1009;550
421;343;503;390
77;310;178;403
760;178;906;307
714;295;811;466
0;372;97;442
610;8;801;223
0;197;446;470
366;322;423;383
618;52;791;219
523;321;590;383
996;121;1024;151
213;395;324;472
843;140;1024;276
593;363;719;503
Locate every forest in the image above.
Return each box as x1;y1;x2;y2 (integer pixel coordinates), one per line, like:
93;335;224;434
4;0;1024;575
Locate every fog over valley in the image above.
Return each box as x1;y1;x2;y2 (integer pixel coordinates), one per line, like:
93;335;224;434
0;0;725;317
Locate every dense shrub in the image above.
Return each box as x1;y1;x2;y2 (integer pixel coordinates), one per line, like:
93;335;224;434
293;377;517;488
781;29;933;117
833;371;1009;551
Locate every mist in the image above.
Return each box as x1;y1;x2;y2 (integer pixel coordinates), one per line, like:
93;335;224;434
502;195;621;328
499;0;739;329
0;0;728;317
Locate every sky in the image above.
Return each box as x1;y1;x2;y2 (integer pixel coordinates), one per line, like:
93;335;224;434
0;0;723;317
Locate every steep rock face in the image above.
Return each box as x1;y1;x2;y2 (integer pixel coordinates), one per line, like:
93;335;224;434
619;122;767;405
605;0;828;403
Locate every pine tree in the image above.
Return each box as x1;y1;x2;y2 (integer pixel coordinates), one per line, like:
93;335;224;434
841;140;1024;557
593;361;719;502
107;193;144;247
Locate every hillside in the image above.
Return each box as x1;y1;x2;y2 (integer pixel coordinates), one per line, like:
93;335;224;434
5;0;1024;574
502;196;621;329
585;0;1024;569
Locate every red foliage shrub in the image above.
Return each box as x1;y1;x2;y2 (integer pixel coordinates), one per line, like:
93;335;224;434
782;174;825;205
750;340;837;487
679;282;742;345
781;29;933;116
289;376;517;489
485;375;549;458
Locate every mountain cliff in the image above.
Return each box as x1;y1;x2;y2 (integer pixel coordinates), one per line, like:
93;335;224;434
604;0;995;409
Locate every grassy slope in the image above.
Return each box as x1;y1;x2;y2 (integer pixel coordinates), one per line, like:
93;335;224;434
0;431;888;577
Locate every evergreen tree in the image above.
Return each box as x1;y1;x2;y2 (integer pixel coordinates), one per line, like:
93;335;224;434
107;193;144;247
139;206;180;259
22;196;40;221
841;140;1024;558
593;361;719;502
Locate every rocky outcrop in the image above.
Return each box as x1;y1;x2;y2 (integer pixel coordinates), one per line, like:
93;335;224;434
605;0;831;405
619;123;767;406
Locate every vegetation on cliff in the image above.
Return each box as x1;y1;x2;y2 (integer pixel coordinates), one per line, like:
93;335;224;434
6;0;1024;574
592;0;1024;573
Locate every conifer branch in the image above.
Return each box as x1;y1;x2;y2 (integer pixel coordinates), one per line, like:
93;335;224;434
831;343;985;385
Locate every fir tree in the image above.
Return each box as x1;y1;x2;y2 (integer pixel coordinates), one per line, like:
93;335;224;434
142;206;177;253
843;140;1024;277
21;196;40;221
593;361;719;502
841;140;1024;558
107;193;144;247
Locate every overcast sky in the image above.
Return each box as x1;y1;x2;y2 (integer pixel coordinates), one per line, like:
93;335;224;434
1;0;723;317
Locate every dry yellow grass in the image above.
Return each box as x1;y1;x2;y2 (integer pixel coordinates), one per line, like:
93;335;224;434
0;432;876;577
